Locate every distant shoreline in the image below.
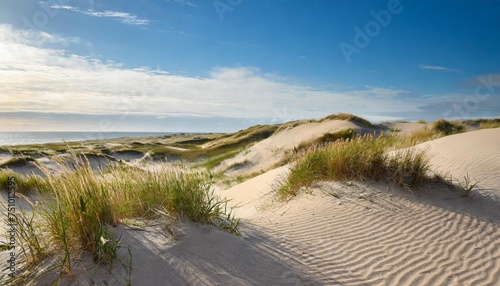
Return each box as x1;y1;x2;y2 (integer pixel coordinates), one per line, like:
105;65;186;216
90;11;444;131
0;131;181;147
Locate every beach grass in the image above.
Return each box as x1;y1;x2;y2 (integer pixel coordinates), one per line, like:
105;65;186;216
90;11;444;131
296;128;357;151
2;154;239;283
319;113;374;128
0;157;37;169
195;149;243;170
478;119;500;129
431;119;465;136
0;170;41;193
276;134;431;199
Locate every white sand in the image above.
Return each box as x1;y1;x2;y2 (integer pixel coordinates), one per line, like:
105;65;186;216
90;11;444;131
388;121;428;134
412;128;500;194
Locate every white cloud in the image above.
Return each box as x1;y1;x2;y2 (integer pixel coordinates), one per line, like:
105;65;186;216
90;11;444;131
50;5;151;26
1;25;440;130
419;64;462;73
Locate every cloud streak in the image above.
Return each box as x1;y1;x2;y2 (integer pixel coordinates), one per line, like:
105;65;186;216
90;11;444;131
166;0;198;7
50;5;151;26
419;64;462;73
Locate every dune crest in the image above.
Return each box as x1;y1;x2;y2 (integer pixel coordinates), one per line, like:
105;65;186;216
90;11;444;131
216;119;366;176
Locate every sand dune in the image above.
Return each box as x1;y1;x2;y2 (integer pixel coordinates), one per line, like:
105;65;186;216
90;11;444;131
89;130;500;285
213;127;500;285
62;171;499;285
411;128;500;193
3;126;499;285
216;119;366;176
216;165;289;218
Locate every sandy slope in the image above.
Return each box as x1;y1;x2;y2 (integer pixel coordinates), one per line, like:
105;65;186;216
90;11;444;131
214;127;500;285
412;128;500;194
216;165;290;218
216;119;366;176
388;122;428;134
246;182;499;285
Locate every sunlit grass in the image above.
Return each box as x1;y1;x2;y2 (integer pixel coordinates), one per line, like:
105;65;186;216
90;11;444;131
276;134;430;199
479;120;500;129
194;149;242;170
432;119;465;136
2;154;239;284
319;113;374;128
0;170;41;193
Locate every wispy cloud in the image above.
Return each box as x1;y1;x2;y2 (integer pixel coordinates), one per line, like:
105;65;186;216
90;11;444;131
50;5;151;26
166;0;198;7
0;26;89;47
2;25;473;131
419;64;462;73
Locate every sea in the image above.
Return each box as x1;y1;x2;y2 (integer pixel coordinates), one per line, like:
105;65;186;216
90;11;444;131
0;132;170;146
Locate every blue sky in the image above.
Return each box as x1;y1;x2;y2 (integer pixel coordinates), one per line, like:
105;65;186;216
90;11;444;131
0;0;499;132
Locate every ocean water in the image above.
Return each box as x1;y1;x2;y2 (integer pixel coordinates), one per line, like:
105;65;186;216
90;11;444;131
0;132;169;146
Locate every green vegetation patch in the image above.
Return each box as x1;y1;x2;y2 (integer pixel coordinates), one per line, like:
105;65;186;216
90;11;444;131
0;157;37;168
431;119;465;135
297;128;357;151
479;120;500;129
320;113;374;128
196;149;242;170
277;135;430;199
0;170;42;193
211;125;278;148
4;155;239;284
466;118;500;129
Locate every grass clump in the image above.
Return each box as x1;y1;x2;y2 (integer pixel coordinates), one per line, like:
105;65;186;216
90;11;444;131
432;119;465;135
5;155;239;283
195;149;242;170
316;129;357;144
277;135;430;199
399;127;440;146
0;157;37;168
296;128;357;151
320;113;374;128
0;170;41;193
478;119;500;129
459;173;478;197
